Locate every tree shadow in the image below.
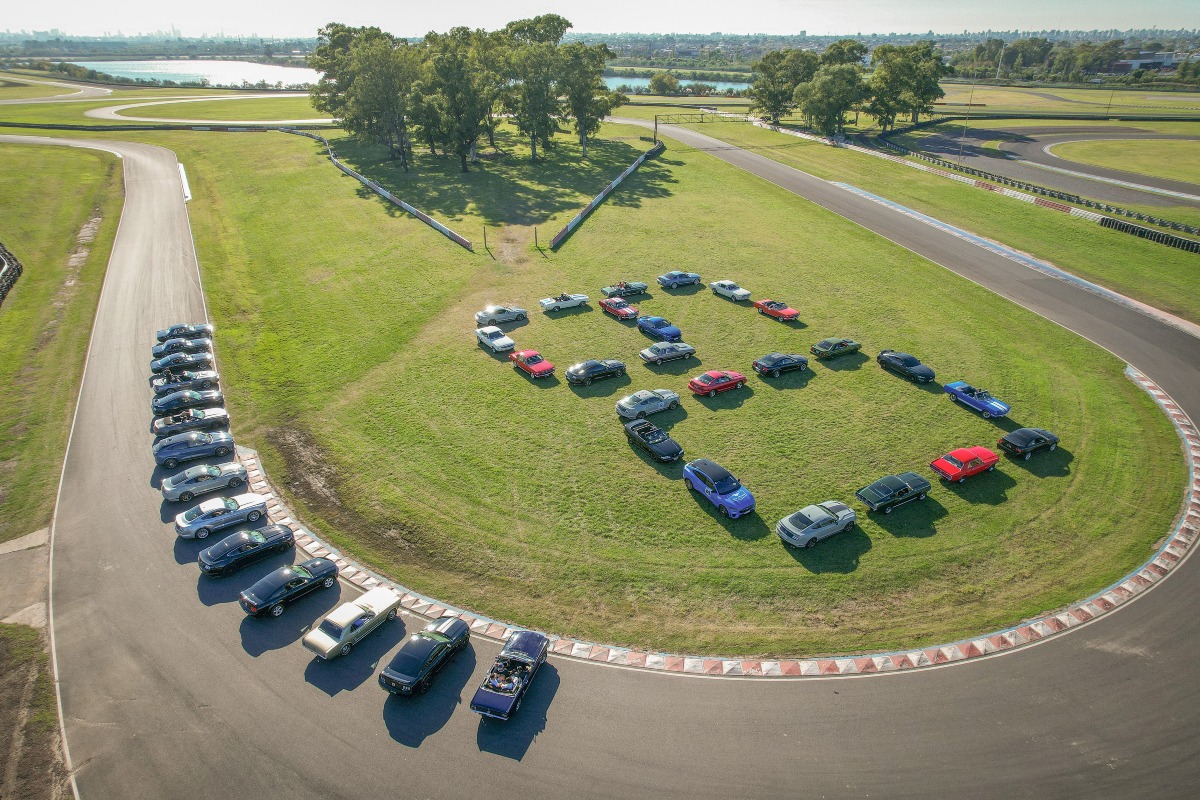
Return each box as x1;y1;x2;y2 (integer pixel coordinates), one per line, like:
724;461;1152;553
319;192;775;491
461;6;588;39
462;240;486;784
1006;446;1074;478
867;497;948;537
815;352;868;372
568;372;632;397
783;526;872;573
474;663;559;761
938;469;1018;505
239;584;344;657
640;356;702;375
303;615;408;696
756;368;814;390
383;646;477;748
693;385;754;412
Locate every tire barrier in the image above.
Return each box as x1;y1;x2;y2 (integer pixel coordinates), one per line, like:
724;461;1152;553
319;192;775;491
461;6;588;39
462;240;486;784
0;240;25;307
1101;216;1200;253
550;141;666;250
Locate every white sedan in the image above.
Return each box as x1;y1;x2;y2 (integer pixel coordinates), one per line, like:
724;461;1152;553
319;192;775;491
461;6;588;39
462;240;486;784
475;326;515;353
539;293;589;312
711;280;751;301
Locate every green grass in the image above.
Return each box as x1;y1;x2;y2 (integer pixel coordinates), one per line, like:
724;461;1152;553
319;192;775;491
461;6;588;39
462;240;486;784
0;624;62;799
0;79;64;99
0;144;121;543
1050;138;1200;186
936;84;1200;117
113;95;323;121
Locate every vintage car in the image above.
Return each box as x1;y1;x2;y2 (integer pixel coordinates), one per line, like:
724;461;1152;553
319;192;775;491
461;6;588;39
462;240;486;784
474;305;527;326
998;428;1059;460
752;353;809;377
470;630;550;720
753;299;799;321
930;446;1000;482
156;322;214;343
302;586;402;660
509;350;555;378
639;341;696;365
151;407;230;438
624;418;684;462
475;326;515;353
687;370;747;397
855;473;932;514
565;359;626;386
636;316;682;342
378;616;471;696
710;280;751;301
683;458;756;518
539;293;589;312
775;501;857;548
599;297;639;319
657;271;702;288
877;350;936;384
615;389;681;419
944;381;1010;419
600;281;649;298
809;337;861;360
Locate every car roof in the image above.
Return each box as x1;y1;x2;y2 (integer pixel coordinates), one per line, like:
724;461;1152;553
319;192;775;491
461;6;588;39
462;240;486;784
689;458;732;482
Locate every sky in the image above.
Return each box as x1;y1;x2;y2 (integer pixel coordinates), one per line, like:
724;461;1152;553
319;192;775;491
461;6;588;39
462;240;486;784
6;0;1197;39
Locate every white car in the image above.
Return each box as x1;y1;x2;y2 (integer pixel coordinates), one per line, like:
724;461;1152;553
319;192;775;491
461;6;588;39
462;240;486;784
615;389;681;419
302;586;402;660
711;280;751;301
539;293;589;312
475;326;515;353
474;305;527;326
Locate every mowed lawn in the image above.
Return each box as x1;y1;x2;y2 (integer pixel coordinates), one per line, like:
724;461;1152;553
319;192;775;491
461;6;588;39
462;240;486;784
134;123;1188;656
116;95;325;121
1050;138;1200;186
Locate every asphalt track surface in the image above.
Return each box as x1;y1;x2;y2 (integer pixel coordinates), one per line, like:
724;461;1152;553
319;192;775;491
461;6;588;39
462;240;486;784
6;110;1200;798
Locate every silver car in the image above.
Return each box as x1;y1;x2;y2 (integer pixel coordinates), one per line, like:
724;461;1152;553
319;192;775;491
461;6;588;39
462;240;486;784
474;305;527;326
174;492;268;539
615;389;681;419
161;462;248;502
639;341;696;365
775;501;857;548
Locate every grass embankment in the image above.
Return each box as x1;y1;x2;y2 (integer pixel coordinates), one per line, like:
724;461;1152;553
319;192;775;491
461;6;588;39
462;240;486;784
1050;138;1200;186
0;79;65;100
101;122;1185;655
110;95;323;121
0;144;121;544
0;624;63;799
937;84;1200;117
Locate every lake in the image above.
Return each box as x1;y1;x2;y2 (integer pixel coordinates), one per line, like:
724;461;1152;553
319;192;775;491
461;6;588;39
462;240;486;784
68;60;320;87
604;75;750;92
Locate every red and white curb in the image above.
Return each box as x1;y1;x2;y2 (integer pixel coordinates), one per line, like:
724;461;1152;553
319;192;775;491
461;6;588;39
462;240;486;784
235;366;1198;677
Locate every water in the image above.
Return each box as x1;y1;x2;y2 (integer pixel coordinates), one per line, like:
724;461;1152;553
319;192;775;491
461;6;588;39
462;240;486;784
68;60;320;87
604;75;750;92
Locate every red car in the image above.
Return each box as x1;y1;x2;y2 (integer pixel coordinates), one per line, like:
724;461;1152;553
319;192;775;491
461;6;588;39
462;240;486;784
753;299;800;322
509;350;555;378
688;370;747;397
929;446;1000;483
600;297;638;319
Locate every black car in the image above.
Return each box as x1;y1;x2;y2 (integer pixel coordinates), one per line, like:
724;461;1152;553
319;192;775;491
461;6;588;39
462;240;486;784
565;359;626;386
150;351;214;375
198;524;295;577
151;389;225;416
998;427;1059;460
239;557;339;617
151;337;214;359
379;616;472;696
624;418;684;462
152;369;219;396
151;407;230;438
854;472;932;514
877;350;935;383
810;337;861;360
156;322;215;343
752;352;809;378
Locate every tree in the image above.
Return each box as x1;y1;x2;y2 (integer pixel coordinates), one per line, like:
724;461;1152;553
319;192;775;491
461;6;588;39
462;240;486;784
820;39;867;67
864;43;950;129
341;37;420;169
560;42;623;158
504;14;571;46
648;72;680;94
794;63;867;136
308;23;394;119
750;48;818;122
424;28;490;172
507;40;563;161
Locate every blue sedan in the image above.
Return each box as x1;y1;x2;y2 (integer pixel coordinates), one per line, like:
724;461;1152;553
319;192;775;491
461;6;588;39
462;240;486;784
683;458;756;518
944;380;1010;419
152;430;235;470
636;316;682;342
657;271;702;289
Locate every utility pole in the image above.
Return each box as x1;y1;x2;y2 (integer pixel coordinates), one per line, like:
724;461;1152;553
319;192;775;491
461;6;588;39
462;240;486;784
995;40;1006;80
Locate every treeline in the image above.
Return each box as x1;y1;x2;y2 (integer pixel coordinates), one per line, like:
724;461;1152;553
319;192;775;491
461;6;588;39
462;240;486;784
950;38;1200;85
751;41;949;134
310;15;624;172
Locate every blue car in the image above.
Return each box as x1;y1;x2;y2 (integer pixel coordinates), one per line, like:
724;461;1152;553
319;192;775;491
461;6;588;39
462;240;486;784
636;316;682;342
470;630;550;720
152;430;235;469
657;271;702;289
944;380;1010;419
683;458;756;518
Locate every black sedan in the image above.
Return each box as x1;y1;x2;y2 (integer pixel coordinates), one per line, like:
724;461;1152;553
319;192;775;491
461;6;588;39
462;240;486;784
854;472;931;514
151;337;214;359
239;558;339;617
151;407;230;438
152;369;219;396
998;427;1059;460
151;389;225;416
379;616;472;695
156;322;215;343
752;352;809;378
877;350;935;383
198;524;295;577
565;359;626;386
150;351;213;375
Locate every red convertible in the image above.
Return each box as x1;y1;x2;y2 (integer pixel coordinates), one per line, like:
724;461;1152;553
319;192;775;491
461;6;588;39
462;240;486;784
509;350;555;378
753;299;800;322
688;370;747;397
600;297;639;319
929;446;999;483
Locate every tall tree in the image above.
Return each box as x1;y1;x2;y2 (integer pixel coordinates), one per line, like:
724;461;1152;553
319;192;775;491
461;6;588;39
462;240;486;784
559;42;623;158
503;14;572;46
750;48;818;122
648;71;680;95
424;28;490;172
308;23;394;119
507;40;563;161
820;39;868;67
794;63;867;136
341;38;419;169
865;43;950;129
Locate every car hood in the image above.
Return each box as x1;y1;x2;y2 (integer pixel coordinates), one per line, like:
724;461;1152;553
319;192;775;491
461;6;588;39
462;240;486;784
981;398;1010;414
655;324;682;339
490;334;515;347
648;438;684;460
910;365;935;380
722;487;755;508
200;534;248;562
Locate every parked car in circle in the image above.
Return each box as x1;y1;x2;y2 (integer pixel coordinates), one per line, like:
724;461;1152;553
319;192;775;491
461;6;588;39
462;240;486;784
636;315;682;342
944;380;1010;419
197;524;295;576
475;326;515;353
615;389;680;419
752;353;809;377
877;350;936;383
151;369;219;396
174;492;267;539
601;280;648;297
160;461;247;503
151;388;224;416
239;558;339;617
470;630;550;720
302;586;403;660
151;407;230;438
753;299;800;322
538;293;589;312
639;341;696;365
151;336;214;359
657;271;702;289
153;430;235;470
710;280;751;301
683;458;756;518
775;501;857;548
624;418;684;462
474;305;527;326
599;297;639;319
509;350;555;378
379;616;472;696
809;337;861;360
688;370;746;397
565;359;625;386
150;350;214;375
855;473;931;514
155;322;214;343
998;428;1059;460
930;446;1000;482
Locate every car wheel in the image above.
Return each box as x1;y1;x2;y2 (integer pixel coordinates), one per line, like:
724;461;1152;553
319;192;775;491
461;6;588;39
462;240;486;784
247;510;262;522
718;505;729;517
981;411;992;419
617;368;626;377
386;608;398;621
196;527;211;539
516;313;526;321
656;358;664;365
949;394;958;403
686;478;698;492
215;446;231;456
735;381;743;389
670;282;679;289
227;477;243;488
340;643;352;657
200;380;212;389
418;676;432;694
584;378;593;386
322;576;335;589
884;506;893;515
270;604;285;618
772;369;780;378
667;400;678;410
636;411;646;419
1049;443;1057;451
551;306;559;312
958;477;966;483
804;538;818;549
708;389;716;398
1024;452;1031;461
711;288;718;295
918;493;927;500
758;308;765;315
987;464;996;471
163;458;179;470
178;491;194;503
487;319;497;326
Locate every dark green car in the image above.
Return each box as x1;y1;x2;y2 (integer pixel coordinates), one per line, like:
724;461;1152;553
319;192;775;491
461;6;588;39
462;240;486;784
855;472;932;514
810;337;862;360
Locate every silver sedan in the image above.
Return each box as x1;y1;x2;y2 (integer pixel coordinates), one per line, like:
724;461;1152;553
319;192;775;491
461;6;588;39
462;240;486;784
174;492;268;539
775;501;857;548
161;462;248;503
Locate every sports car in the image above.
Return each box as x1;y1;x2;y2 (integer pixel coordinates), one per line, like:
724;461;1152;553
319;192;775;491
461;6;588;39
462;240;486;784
710;280;751;301
151;388;224;416
474;305;527;326
855;473;931;514
683;458;756;518
600;297;639;319
752;353;809;377
624;418;684;462
565;359;625;386
688;370;746;397
160;461;247;503
809;337;861;360
636;316;682;342
151;369;219;396
151;336;214;359
153;430;235;470
509;350;555;378
151;407;230;438
930;446;1000;482
998;428;1059;460
615;389;680;419
150;350;214;374
303;586;402;660
475;326;515;353
379;616;472;696
174;492;267;539
156;322;214;343
539;293;589;312
657;271;702;289
600;281;648;297
470;630;549;720
775;501;856;548
877;350;935;383
639;341;696;365
753;299;799;322
197;524;295;576
239;558;339;617
944;381;1010;418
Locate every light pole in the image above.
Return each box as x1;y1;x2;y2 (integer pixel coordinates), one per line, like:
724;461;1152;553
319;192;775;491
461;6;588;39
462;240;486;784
957;81;977;164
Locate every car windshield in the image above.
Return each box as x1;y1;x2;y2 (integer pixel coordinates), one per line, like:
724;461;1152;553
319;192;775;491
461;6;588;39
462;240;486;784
249;531;266;543
713;475;741;494
293;565;313;580
898;354;919;367
942;454;964;468
223;498;239;511
194;433;212;444
788;511;815;527
610;299;627;307
695;374;715;384
644;429;667;444
182;506;205;522
487;331;501;340
318;619;343;638
651;319;666;328
726;283;740;290
525;355;543;365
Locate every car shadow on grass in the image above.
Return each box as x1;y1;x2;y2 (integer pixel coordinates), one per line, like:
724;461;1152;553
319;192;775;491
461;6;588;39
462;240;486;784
542;306;594;321
641;357;702;376
195;546;297;606
475;663;558;761
757;313;808;330
693;386;754;412
569;373;632;397
660;283;705;296
627;442;686;479
684;490;772;540
239;584;343;657
486;317;529;333
514;369;561;389
867;497;948;538
303;616;408;696
784;527;872;573
938;469;1018;505
478;342;513;362
1006;446;1073;478
814;352;869;372
756;369;814;390
383;647;476;747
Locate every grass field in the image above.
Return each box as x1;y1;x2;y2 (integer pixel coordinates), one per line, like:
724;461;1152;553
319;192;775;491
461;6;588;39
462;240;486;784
0;143;121;544
937;84;1200;117
112;95;324;121
0;79;64;100
1050;138;1200;186
0;624;62;799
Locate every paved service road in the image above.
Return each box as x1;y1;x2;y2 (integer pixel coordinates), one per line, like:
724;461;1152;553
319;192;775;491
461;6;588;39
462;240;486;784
11;117;1200;799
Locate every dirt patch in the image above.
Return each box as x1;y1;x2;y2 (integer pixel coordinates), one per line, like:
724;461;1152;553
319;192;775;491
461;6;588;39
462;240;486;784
35;208;103;353
0;625;68;800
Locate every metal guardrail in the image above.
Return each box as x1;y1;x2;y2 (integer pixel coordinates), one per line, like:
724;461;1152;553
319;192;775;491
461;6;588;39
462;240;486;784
550;141;665;250
0;241;26;307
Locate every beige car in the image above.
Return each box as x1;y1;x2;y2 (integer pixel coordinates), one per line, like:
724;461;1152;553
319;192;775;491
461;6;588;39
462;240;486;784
302;586;402;660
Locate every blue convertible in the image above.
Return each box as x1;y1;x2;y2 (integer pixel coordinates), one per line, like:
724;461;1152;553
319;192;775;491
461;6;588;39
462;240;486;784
470;630;549;720
944;380;1010;419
